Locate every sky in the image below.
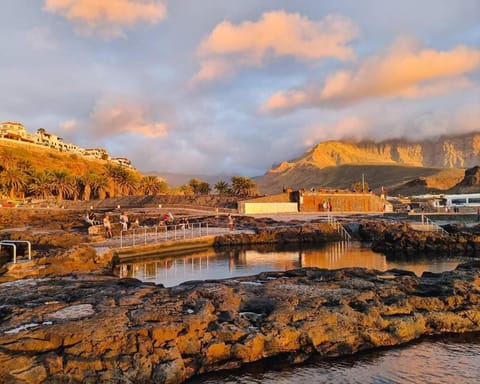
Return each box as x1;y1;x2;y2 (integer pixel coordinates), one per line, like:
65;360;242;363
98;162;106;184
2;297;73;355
1;1;479;177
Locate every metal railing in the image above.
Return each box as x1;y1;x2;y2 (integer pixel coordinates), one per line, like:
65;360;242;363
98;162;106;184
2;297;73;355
420;214;449;236
0;240;32;264
327;215;352;241
119;222;216;248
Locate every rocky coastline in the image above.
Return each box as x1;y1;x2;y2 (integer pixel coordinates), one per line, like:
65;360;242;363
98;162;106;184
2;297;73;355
1;262;479;383
1;208;480;383
359;220;480;255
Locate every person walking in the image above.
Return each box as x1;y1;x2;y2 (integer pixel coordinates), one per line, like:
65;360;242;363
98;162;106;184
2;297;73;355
103;215;112;238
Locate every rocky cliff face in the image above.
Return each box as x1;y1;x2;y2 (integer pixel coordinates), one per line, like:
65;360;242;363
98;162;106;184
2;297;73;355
268;133;480;173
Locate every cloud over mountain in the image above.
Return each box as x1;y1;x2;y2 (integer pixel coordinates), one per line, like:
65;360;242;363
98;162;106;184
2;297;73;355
263;37;480;112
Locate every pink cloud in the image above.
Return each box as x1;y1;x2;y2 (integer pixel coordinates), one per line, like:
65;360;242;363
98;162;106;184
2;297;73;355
263;37;480;112
91;98;168;138
44;0;166;38
193;11;357;84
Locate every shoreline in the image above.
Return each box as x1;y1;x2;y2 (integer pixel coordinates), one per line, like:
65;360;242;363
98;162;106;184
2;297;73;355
1;206;480;383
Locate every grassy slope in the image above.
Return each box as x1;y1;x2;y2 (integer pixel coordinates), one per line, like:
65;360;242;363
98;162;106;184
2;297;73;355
0;140;134;176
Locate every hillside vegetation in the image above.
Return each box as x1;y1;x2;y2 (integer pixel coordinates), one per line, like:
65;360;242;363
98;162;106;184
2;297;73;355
0;140;257;202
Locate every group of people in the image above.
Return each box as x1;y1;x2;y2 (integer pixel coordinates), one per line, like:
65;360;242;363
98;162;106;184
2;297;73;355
87;210;237;238
86;210;133;238
322;200;333;212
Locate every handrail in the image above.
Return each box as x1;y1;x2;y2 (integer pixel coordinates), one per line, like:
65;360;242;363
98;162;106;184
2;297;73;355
327;215;352;241
421;214;449;236
0;240;32;264
119;222;215;248
0;242;16;263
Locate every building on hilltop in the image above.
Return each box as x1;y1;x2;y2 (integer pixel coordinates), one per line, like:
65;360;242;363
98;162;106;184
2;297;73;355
83;148;110;160
0;122;35;143
111;157;134;169
0;121;133;168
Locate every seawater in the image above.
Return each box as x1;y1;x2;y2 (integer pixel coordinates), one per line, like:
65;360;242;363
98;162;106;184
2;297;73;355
117;243;479;383
186;334;480;383
117;242;469;287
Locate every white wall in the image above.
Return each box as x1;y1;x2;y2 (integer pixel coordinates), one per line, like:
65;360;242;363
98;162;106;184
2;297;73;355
240;202;298;214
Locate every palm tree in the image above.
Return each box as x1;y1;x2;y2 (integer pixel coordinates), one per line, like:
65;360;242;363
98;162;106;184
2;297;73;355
139;175;168;195
28;170;53;200
198;181;211;195
80;172;99;201
214;180;230;195
188;178;202;194
92;174;109;199
50;169;74;201
71;175;83;201
0;167;28;199
116;170;138;196
231;176;256;197
105;164;128;197
0;150;17;171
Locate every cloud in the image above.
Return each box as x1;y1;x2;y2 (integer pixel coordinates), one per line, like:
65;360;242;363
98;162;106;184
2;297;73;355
43;0;166;38
90;97;168;138
263;37;480;112
303;116;368;147
26;27;58;51
192;11;357;84
59;120;78;131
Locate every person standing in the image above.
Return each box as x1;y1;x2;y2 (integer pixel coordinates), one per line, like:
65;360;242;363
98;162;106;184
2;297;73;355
120;212;129;231
228;214;234;231
103;215;112;238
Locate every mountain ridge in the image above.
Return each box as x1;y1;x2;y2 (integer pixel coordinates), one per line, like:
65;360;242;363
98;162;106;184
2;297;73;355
269;133;480;174
257;132;480;195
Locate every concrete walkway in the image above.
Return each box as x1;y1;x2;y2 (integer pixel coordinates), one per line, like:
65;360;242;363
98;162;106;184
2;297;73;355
92;225;253;250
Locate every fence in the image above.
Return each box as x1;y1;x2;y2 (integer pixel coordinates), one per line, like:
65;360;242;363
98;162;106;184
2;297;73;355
118;222;232;248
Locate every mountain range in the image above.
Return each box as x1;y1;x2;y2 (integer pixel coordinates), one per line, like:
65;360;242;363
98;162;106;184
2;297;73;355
255;133;480;195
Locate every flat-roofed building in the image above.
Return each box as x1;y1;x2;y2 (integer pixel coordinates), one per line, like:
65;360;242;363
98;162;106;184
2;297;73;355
0;121;35;143
111;157;134;169
83;148;110;160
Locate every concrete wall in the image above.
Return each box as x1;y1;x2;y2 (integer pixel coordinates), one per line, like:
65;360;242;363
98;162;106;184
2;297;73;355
239;202;298;214
296;192;390;213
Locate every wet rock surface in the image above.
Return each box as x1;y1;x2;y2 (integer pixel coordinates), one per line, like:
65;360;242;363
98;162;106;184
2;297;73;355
359;220;480;256
1;262;479;383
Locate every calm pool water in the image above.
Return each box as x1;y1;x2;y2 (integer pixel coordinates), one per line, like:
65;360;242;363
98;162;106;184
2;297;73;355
117;242;468;287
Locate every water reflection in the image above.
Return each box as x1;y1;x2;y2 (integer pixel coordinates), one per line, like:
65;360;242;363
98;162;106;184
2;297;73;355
117;242;468;287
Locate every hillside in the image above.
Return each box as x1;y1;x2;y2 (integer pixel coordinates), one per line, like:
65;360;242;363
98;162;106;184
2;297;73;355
255;164;465;195
0;139;120;176
257;133;480;195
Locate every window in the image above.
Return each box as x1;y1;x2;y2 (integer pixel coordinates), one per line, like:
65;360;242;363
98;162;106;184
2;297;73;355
451;198;466;205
